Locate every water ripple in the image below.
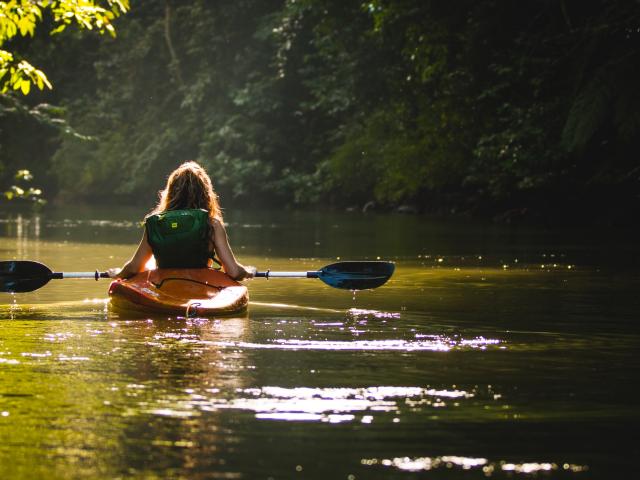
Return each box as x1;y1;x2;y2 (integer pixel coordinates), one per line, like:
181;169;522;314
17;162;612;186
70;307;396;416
138;385;477;424
206;335;501;352
362;455;589;475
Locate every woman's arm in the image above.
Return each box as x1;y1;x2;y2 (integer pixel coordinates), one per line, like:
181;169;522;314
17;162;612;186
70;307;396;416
108;229;154;279
212;219;255;280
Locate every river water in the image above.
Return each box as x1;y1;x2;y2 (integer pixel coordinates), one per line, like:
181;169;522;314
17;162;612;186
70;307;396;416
0;206;638;479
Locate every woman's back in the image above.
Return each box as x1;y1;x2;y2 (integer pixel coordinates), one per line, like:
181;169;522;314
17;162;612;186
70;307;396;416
109;161;254;280
145;208;213;269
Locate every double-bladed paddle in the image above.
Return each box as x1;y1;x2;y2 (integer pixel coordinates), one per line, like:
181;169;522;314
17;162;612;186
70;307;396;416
0;260;395;293
254;261;395;290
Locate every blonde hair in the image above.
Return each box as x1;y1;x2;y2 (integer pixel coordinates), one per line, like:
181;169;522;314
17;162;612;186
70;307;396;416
151;161;222;221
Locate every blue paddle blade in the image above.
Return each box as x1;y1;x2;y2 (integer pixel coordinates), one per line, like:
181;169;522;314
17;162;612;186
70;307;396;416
317;261;395;290
0;261;53;293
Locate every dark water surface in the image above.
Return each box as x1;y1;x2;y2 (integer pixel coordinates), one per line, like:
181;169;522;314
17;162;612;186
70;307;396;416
1;207;638;479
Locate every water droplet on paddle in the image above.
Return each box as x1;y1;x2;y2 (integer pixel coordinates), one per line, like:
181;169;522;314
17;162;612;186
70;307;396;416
9;293;17;320
351;289;357;301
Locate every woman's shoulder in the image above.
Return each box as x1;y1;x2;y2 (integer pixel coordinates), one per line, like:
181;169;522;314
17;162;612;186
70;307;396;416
210;217;226;232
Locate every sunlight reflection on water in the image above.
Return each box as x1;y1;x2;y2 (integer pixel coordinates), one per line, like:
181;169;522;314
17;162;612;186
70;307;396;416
362;456;589;475
203;335;501;351
142;385;475;423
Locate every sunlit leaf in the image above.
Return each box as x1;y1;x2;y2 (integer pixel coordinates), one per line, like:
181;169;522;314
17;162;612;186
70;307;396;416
35;70;52;89
15;170;33;182
20;78;31;95
11;186;25;196
50;24;67;34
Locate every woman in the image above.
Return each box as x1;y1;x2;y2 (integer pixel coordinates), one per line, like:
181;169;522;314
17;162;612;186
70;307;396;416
109;161;254;280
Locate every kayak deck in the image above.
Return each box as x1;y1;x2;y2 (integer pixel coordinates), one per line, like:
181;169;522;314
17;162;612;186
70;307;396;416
108;269;248;316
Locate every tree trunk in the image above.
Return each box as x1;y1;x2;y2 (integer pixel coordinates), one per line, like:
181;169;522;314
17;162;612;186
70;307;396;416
164;1;184;87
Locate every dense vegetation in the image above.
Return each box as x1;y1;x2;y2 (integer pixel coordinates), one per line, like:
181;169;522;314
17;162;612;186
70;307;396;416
1;0;639;223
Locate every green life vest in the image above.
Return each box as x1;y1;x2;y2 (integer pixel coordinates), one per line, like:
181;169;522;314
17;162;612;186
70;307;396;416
145;209;213;269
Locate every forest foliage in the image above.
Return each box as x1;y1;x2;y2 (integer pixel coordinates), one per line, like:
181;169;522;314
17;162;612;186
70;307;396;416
1;0;639;222
0;0;129;94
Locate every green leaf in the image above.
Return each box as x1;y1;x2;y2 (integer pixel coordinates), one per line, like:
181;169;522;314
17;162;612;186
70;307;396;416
36;70;52;89
11;186;25;196
50;24;67;35
20;79;31;95
15;170;33;182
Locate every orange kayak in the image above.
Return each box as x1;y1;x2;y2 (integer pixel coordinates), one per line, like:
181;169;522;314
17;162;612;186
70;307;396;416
108;269;248;316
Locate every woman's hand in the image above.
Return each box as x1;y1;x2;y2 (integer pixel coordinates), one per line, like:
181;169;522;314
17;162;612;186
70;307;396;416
243;265;257;279
107;267;122;278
